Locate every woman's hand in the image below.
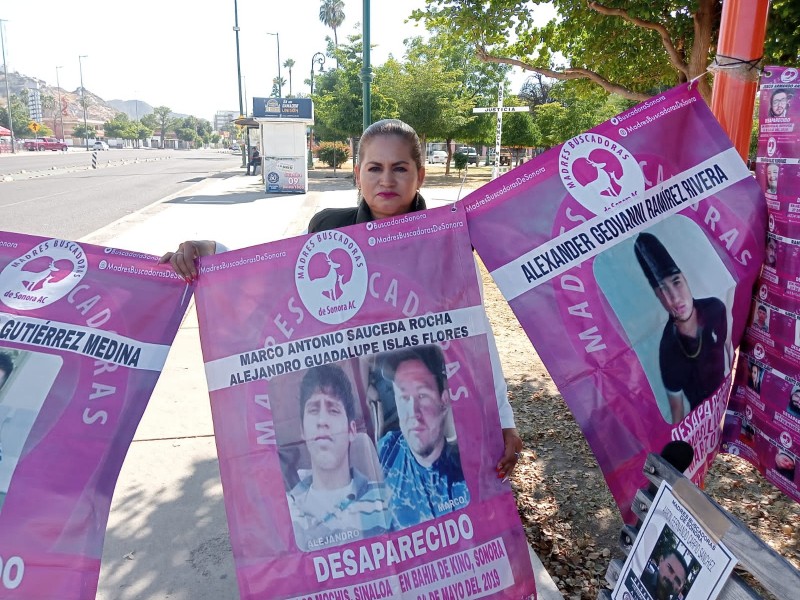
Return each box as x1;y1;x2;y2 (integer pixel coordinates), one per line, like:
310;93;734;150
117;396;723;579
158;240;217;282
496;427;524;481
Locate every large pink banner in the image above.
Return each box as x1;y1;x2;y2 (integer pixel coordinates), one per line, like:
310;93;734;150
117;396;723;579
464;84;765;520
723;65;800;502
0;232;190;599
194;204;535;599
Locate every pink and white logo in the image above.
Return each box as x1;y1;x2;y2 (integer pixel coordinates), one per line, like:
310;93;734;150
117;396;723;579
559;134;645;215
780;68;798;83
0;239;87;310
779;431;792;449
759;284;769;301
769;214;775;232
753;343;765;360
745;405;753;420
295;231;368;324
766;137;777;157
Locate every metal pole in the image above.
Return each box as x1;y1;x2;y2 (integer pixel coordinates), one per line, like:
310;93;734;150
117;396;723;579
267;32;281;98
709;0;770;161
55;66;64;141
78;55;89;150
361;0;372;131
233;0;247;167
0;20;15;153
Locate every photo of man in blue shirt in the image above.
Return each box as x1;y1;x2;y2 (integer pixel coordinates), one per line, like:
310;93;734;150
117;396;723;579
377;346;469;529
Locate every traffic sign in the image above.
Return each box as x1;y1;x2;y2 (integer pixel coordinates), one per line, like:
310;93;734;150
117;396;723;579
472;106;530;113
28;121;41;133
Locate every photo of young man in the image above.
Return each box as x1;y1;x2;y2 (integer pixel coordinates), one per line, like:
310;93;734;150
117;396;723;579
788;387;800;418
285;364;392;551
376;345;469;529
752;304;769;333
769;89;790;118
634;232;730;423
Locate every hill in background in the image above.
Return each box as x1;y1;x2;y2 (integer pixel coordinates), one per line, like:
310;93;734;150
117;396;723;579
1;70;189;123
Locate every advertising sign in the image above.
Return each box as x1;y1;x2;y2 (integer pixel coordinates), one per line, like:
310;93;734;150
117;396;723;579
252;97;314;120
264;155;308;194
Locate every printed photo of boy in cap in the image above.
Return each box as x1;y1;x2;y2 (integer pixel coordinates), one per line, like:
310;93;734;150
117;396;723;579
634;232;730;424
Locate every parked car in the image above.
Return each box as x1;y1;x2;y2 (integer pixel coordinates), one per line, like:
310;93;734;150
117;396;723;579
92;140;109;151
428;150;448;164
231;144;241;153
23;137;68;151
456;146;480;165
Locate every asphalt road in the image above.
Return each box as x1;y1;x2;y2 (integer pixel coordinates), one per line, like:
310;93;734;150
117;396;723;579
0;149;242;240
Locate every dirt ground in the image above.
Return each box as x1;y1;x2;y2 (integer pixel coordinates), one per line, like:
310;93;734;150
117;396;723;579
421;165;800;599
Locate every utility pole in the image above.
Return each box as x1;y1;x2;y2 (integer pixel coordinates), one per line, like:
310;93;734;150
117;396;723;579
361;0;372;132
55;66;65;141
1;20;15;153
233;0;248;167
78;55;89;150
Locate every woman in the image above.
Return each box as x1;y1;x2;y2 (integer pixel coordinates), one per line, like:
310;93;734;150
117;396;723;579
161;119;523;479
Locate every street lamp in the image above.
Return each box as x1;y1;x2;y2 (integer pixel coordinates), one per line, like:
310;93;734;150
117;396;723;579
310;52;325;94
266;32;281;98
232;0;247;166
308;52;326;168
0;19;15;153
78;55;89;150
361;0;372;131
55;65;65;141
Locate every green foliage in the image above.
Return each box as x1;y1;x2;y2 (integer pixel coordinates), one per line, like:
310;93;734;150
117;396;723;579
317;141;350;167
152;106;173;147
764;0;800;65
412;1;720;100
313;35;399;140
0;94;34;138
319;0;345;52
453;152;468;173
72;123;97;139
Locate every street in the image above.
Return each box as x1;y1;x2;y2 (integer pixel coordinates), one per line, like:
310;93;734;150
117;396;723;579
0;149;241;240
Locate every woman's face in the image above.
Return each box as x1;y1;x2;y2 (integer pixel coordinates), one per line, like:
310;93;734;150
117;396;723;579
355;134;425;220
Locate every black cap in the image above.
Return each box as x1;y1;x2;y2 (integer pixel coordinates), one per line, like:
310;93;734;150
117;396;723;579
634;232;681;288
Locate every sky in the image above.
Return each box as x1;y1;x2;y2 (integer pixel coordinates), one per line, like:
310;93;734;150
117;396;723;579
1;0;554;122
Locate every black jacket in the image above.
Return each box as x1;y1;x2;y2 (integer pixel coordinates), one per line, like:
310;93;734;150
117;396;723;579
307;193;427;233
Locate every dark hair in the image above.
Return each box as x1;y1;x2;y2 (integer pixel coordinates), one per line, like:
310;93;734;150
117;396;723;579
299;364;356;422
757;304;767;313
771;88;789;100
0;352;13;385
384;345;447;396
357;119;423;171
662;547;689;576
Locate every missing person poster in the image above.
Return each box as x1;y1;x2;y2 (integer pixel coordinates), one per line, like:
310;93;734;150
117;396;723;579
611;481;736;600
464;83;765;520
0;232;191;599
722;65;800;502
194;204;535;599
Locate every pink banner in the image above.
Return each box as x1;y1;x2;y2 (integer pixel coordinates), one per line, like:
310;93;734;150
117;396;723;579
194;204;535;599
723;66;800;502
0;232;190;599
464;84;765;520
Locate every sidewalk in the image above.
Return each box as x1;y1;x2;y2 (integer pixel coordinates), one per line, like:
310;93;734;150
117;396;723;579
84;171;563;600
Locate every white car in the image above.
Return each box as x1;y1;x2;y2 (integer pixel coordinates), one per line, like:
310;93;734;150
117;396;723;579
428;150;448;164
92;141;109;151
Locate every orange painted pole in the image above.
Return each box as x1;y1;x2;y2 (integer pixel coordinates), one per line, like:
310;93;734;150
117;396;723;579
710;0;771;161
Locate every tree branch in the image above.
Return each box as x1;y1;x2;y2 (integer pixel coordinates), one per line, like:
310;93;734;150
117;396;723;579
475;46;651;102
588;1;689;79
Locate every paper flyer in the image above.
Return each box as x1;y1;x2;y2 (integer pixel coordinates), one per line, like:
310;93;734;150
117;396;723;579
0;232;191;599
463;83;766;519
722;65;800;503
611;481;736;600
193;204;536;599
